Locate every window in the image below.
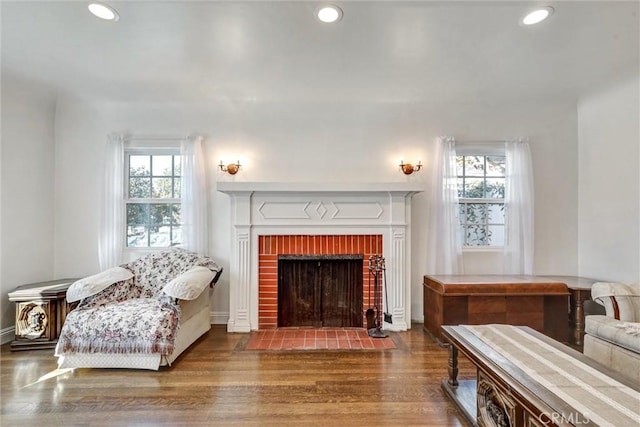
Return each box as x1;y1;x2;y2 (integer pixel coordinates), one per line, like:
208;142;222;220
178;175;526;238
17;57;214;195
457;155;505;247
125;152;182;248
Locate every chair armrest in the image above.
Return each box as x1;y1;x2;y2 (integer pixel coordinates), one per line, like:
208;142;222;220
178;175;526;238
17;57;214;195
77;277;138;309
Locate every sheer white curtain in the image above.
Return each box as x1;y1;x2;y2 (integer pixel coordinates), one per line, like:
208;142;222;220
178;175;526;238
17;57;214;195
503;138;534;274
427;136;464;274
98;133;125;270
181;135;209;254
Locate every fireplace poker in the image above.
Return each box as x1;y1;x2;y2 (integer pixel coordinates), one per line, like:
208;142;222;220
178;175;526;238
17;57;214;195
368;255;387;338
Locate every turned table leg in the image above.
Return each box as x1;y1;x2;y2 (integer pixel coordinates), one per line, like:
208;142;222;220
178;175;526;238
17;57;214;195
573;298;585;346
448;344;459;387
570;289;589;346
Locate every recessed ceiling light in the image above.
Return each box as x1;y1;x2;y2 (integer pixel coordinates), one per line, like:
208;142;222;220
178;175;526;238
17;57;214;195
316;5;343;23
88;2;120;21
520;6;554;26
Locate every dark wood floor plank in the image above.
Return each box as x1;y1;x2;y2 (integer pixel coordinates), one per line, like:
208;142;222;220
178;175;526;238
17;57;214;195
1;326;475;426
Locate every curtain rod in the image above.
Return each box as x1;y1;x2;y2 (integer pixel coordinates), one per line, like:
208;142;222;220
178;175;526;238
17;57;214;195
456;139;507;144
124;135;187;142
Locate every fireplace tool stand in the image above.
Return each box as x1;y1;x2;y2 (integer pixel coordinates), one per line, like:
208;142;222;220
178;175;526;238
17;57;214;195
367;255;390;338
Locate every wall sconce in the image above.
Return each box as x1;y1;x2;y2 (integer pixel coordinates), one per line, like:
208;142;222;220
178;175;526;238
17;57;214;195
219;160;241;175
399;160;422;175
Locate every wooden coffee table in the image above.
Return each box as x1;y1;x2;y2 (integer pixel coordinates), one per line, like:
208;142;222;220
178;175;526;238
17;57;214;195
441;324;639;427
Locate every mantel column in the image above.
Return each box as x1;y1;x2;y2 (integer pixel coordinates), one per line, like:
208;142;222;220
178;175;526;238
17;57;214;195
227;191;252;333
386;191;414;331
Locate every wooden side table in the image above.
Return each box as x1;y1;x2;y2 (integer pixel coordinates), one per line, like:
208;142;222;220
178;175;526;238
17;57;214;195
8;278;78;351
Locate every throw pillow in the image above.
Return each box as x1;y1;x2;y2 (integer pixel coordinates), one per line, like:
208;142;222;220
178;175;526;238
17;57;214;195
66;266;134;302
162;266;215;300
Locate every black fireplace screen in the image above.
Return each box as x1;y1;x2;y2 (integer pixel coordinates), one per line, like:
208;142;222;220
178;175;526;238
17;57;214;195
277;255;364;328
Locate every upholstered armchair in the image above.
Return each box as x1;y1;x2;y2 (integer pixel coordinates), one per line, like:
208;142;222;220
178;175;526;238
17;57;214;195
584;282;640;383
55;248;222;370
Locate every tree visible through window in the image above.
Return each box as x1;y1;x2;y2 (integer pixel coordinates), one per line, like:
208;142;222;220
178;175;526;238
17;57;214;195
126;153;182;247
457;155;505;247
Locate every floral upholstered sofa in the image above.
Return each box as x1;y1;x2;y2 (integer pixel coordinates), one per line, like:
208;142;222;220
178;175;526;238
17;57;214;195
55;248;222;370
584;282;640;383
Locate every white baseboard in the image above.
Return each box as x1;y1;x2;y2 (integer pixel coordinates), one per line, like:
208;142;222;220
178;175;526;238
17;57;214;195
1;326;15;345
209;311;229;325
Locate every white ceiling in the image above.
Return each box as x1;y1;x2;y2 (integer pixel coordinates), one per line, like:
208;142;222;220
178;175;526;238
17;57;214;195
2;1;638;105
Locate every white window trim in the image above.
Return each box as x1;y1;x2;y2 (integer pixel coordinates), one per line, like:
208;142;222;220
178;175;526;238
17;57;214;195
123;145;182;254
455;142;504;157
456;147;507;249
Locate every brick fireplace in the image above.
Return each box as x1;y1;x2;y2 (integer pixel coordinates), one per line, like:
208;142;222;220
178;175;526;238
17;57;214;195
258;234;383;329
217;182;422;332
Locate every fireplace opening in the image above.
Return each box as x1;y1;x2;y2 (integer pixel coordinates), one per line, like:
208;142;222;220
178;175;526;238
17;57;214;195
277;255;364;328
258;234;382;330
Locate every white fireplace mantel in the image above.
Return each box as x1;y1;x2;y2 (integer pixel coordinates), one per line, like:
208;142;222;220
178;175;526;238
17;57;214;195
217;181;425;193
217;182;423;332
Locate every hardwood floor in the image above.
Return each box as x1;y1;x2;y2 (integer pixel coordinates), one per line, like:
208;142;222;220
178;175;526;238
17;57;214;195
1;326;475;426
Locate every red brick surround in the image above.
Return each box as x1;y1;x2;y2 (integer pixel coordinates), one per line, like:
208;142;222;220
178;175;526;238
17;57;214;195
258;235;383;329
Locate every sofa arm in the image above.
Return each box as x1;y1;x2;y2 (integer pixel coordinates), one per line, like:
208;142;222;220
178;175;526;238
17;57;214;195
592;282;640;322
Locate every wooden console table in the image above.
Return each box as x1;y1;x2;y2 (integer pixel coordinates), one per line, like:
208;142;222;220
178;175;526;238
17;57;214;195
441;325;639;427
8;278;77;351
423;275;599;345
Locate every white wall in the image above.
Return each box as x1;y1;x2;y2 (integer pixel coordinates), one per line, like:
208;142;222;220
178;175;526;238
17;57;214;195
0;73;56;338
53;97;579;324
578;69;640;283
3;70;635;337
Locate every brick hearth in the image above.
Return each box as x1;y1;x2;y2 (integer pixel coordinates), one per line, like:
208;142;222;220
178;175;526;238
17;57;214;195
245;328;396;350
